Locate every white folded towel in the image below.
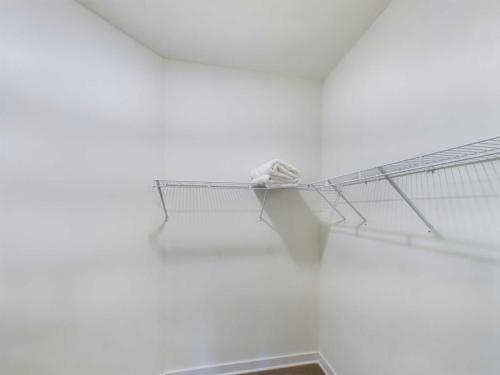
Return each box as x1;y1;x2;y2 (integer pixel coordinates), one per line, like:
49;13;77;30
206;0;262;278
250;159;301;188
250;159;299;180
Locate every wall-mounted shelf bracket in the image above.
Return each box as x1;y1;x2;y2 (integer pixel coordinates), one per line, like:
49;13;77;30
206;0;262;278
155;179;169;222
259;189;269;221
329;182;367;228
377;167;439;236
311;184;346;224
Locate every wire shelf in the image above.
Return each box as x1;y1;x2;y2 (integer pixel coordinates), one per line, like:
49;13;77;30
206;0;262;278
153;137;500;245
313;136;500;189
154;180;315;191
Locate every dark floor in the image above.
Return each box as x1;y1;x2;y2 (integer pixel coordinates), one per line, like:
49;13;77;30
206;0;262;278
241;364;324;375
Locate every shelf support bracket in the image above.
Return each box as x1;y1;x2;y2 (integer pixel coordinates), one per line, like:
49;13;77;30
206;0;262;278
155;180;169;222
377;167;439;236
311;185;346;224
328;182;367;227
259;189;269;221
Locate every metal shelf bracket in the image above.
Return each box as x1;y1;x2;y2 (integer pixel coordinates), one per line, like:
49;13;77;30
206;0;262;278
155;179;169;222
328;182;367;228
259;189;269;221
311;184;346;224
377;167;440;236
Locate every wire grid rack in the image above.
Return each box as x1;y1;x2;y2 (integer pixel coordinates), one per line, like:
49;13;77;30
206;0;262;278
153;136;500;247
313;136;500;189
155;180;314;190
316;159;500;245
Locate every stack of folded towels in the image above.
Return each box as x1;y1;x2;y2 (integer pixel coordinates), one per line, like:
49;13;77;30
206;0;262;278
250;159;301;188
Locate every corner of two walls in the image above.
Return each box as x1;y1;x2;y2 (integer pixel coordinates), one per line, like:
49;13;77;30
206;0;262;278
318;1;500;375
159;58;325;371
1;2;325;373
0;2;331;374
8;0;500;374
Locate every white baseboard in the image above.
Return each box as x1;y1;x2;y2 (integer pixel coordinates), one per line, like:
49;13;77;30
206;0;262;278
317;352;337;375
162;351;320;375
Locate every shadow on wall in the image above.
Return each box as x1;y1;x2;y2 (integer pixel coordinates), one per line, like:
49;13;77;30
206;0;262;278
318;160;500;266
254;188;329;266
148;187;329;265
328;225;500;266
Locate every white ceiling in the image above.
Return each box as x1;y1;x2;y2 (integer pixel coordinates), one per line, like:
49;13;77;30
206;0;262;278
77;0;390;79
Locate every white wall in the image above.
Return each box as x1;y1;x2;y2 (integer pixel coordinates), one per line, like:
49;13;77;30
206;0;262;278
0;2;323;373
163;60;321;182
320;0;500;374
159;60;323;371
7;1;499;374
0;1;165;374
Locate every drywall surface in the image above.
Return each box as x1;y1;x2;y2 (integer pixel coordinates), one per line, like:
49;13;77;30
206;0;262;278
160;60;323;371
0;2;324;372
163;60;322;182
320;0;500;374
0;1;165;374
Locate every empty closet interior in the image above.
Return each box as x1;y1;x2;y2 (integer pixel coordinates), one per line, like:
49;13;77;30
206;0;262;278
2;1;500;375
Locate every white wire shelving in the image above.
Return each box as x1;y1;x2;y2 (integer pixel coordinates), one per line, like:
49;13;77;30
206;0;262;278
310;136;500;236
313;136;500;189
154;180;314;190
154;136;500;239
153;180;316;222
